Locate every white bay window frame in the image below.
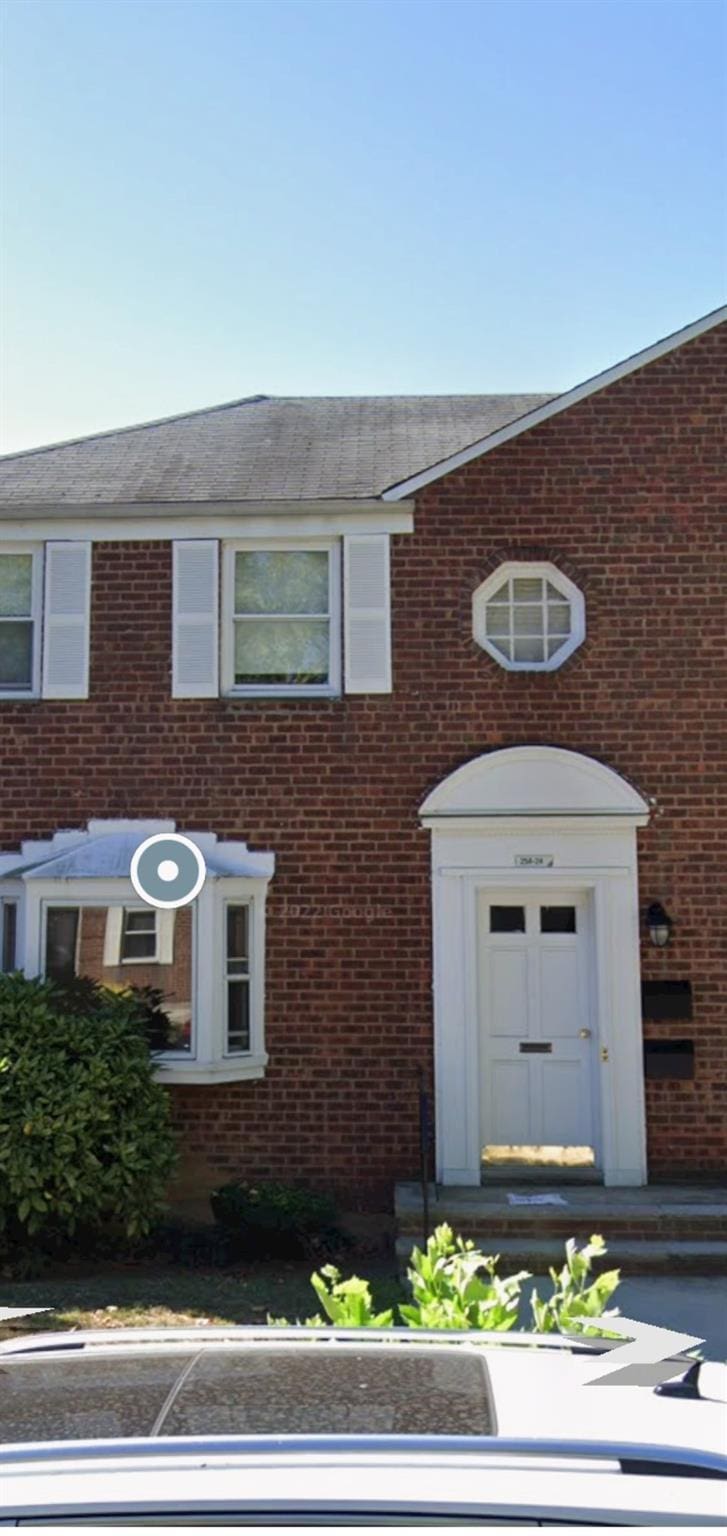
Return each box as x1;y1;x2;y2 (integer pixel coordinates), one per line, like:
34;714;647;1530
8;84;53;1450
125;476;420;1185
0;891;20;971
3;830;273;1085
221;538;341;699
0;543;43;700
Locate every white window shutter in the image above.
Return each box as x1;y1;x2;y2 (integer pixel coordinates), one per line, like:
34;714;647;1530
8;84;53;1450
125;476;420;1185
42;541;92;699
172;540;219;698
343;534;391;693
158;910;175;965
103;908;123;967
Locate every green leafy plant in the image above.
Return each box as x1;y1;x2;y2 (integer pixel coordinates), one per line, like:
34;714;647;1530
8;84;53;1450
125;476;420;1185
268;1225;621;1336
0;971;177;1248
400;1222;527;1331
270;1264;395;1328
210;1179;348;1258
529;1233;621;1336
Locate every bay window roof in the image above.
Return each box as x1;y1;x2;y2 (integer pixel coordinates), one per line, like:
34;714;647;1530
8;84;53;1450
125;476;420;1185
0;822;274;882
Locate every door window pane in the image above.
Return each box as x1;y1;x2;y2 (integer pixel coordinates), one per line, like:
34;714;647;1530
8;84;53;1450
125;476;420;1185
490;905;526;933
540;906;577;933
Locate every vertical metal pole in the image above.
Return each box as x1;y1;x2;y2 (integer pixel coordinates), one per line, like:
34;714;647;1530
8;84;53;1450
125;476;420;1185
418;1066;430;1249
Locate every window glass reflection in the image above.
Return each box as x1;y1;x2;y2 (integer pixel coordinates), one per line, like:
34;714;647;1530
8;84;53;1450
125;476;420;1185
44;905;192;1053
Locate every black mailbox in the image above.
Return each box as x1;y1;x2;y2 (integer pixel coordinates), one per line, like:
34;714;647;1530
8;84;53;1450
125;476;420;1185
641;980;693;1021
643;1039;695;1080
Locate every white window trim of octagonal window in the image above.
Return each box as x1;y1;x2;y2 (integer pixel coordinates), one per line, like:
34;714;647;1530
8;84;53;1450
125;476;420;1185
473;561;585;672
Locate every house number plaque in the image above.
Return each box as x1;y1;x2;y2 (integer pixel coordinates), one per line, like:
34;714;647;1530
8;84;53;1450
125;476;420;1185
514;854;554;867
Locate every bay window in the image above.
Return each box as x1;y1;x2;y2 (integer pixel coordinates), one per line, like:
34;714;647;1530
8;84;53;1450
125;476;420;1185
0;822;274;1084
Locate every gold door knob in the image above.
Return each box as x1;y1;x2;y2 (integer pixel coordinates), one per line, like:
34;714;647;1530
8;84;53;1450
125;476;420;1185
601;1046;609;1063
579;1028;592;1039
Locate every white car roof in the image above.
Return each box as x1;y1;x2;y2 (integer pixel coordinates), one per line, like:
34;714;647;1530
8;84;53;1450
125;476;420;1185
0;1329;724;1524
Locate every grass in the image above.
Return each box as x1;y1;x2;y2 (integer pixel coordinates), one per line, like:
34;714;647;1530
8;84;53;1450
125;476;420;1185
0;1255;404;1338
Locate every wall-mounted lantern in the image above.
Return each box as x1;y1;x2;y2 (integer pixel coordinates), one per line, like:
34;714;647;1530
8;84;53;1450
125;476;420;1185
645;902;673;948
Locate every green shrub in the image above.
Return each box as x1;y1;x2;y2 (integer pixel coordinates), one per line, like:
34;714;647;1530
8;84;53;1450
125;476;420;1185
0;971;177;1248
400;1223;527;1331
529;1233;621;1336
211;1179;347;1258
272;1224;621;1336
270;1266;395;1328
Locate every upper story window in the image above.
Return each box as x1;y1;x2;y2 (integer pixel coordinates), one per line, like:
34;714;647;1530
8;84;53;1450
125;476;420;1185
472;561;585;672
0;548;42;697
222;543;341;698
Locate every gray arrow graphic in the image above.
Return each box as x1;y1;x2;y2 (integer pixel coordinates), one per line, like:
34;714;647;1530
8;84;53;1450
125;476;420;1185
580;1314;704;1387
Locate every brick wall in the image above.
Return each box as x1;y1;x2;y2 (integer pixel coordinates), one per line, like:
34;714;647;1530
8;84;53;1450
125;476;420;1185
1;321;725;1204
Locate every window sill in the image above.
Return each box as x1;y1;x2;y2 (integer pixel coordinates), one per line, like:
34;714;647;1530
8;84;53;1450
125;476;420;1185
156;1054;268;1085
0;691;39;701
223;686;340;701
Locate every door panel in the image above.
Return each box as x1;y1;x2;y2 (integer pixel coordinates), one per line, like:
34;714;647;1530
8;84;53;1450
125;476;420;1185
539;947;580;1038
541;1059;590;1144
478;891;599;1171
490;1059;532;1143
489;947;530;1038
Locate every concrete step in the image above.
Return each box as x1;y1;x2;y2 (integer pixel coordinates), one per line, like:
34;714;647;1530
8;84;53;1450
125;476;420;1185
395;1234;727;1276
396;1184;727;1235
395;1182;727;1275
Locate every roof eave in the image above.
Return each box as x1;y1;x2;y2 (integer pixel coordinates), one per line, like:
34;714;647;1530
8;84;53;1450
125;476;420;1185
0;496;412;519
381;305;727;500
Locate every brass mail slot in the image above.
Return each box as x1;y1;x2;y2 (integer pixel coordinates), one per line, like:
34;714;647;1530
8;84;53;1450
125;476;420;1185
519;1041;552;1053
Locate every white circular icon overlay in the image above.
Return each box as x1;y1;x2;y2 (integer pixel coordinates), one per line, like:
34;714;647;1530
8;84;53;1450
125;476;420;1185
130;833;207;910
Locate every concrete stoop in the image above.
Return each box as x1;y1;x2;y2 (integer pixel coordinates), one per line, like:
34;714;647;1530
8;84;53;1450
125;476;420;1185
395;1182;727;1275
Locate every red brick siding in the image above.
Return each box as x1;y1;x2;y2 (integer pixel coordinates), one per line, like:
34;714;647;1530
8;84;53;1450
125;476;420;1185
1;321;725;1204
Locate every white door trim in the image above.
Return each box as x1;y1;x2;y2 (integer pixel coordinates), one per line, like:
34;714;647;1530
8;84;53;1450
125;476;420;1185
431;856;647;1187
424;749;649;1188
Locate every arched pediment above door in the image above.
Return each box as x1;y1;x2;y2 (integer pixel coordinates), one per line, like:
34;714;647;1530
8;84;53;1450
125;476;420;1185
420;746;650;820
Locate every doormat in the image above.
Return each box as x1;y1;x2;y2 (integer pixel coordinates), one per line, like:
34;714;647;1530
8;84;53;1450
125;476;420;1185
506;1192;568;1206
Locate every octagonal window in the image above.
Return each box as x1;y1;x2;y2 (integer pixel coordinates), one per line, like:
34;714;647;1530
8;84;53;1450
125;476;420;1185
473;562;585;671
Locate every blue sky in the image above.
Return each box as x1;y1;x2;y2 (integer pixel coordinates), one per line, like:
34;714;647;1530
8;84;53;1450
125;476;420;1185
1;0;725;453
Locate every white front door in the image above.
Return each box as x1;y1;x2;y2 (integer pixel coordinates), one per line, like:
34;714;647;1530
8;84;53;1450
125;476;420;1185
478;890;600;1169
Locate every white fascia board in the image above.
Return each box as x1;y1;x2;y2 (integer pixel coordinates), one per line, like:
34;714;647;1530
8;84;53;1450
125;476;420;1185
421;813;651;831
382;306;727;500
0;502;415;540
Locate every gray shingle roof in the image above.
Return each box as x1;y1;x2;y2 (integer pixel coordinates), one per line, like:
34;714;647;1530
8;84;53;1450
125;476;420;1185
0;393;553;508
